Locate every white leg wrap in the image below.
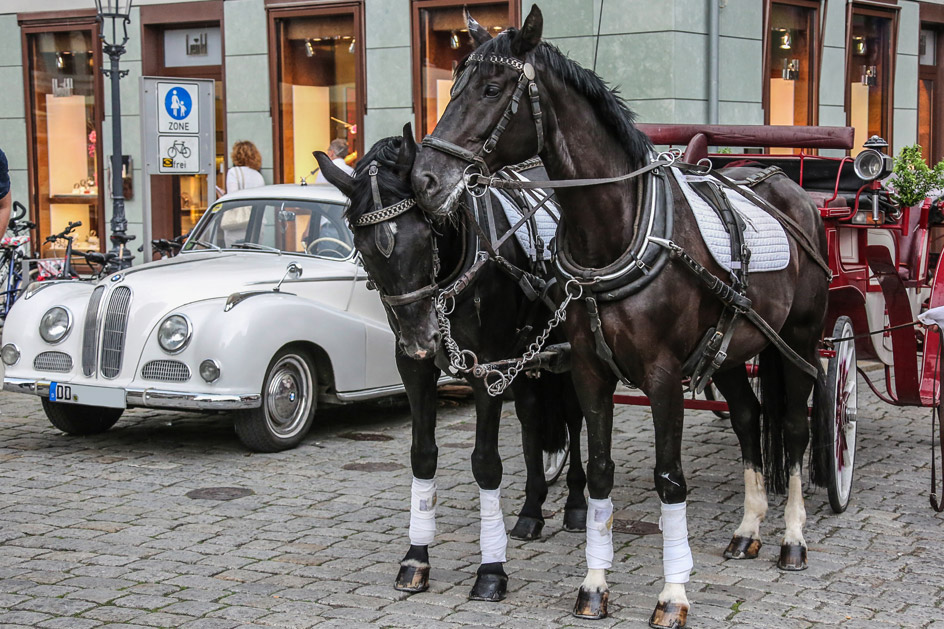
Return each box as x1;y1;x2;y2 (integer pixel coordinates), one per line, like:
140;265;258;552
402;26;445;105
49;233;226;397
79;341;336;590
585;497;614;570
409;477;437;546
660;501;693;584
479;488;507;564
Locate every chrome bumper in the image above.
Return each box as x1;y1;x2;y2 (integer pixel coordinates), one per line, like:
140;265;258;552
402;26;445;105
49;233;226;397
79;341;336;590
3;377;261;411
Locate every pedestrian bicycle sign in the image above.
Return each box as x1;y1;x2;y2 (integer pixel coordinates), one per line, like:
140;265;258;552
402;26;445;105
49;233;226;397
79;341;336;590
158;135;199;173
157;82;199;134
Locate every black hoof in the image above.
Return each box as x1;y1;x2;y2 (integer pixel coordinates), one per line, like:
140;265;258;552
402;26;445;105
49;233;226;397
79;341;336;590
723;535;762;560
509;516;544;540
573;587;608;619
649;600;688;628
469;565;507;602
394;563;429;592
563;507;587;532
777;543;808;571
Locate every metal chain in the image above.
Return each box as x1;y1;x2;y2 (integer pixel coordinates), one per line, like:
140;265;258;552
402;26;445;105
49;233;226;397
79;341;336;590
434;279;584;397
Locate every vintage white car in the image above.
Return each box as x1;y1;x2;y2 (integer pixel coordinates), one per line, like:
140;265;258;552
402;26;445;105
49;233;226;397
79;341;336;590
1;184;409;451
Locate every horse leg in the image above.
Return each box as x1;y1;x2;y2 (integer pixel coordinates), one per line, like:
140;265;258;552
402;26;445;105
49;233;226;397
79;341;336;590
394;354;440;593
711;366;766;560
647;363;693;629
778;354;817;571
570;354;617;619
508;378;549;541
468;381;509;601
562;376;588;532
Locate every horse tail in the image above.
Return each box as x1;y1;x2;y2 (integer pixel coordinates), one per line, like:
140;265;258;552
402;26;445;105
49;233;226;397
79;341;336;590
759;346;789;495
807;360;831;489
539;373;569;454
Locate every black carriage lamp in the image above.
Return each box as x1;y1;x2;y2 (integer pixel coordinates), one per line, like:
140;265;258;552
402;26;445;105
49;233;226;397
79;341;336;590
95;0;135;271
854;136;894;223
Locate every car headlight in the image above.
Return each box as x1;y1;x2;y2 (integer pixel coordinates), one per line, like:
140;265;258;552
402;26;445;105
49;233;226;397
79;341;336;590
158;315;192;353
39;307;72;344
854;148;893;182
1;343;20;366
200;359;221;383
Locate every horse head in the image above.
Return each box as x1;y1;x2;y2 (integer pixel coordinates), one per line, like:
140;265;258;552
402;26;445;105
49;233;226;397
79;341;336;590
315;124;442;360
413;5;546;217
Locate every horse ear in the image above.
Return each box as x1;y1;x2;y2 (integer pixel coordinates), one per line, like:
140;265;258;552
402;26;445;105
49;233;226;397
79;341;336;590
395;123;417;180
313;150;355;197
512;4;543;56
465;7;493;47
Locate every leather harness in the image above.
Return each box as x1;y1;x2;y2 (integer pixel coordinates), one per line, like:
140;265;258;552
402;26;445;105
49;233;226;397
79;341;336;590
420;49;829;388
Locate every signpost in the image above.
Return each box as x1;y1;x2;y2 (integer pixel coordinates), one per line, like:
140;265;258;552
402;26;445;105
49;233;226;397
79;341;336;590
140;77;215;254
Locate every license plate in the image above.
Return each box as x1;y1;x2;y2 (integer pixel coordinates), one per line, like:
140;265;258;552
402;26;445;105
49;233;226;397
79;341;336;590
48;382;126;409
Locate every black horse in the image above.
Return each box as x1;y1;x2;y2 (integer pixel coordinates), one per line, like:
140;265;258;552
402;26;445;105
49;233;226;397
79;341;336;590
411;6;831;626
315;127;586;602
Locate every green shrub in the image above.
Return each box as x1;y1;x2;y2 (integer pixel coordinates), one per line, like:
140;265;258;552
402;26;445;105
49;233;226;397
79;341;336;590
888;145;944;207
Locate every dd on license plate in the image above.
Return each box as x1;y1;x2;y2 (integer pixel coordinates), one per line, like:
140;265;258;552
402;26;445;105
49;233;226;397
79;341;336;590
48;382;126;408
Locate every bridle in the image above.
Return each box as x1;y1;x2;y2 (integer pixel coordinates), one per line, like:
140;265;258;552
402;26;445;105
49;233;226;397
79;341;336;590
421;51;544;195
351;161;441;309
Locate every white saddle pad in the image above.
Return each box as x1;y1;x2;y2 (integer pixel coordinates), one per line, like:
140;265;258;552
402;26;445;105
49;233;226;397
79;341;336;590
672;168;790;273
491;172;559;261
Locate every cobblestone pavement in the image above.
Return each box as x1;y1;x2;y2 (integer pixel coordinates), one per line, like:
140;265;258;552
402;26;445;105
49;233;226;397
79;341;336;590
1;371;943;629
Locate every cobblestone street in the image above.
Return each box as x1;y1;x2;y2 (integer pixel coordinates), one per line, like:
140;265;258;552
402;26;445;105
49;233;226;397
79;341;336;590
1;369;943;628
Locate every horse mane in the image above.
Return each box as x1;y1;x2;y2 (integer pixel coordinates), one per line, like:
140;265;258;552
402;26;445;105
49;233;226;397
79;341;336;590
345;136;414;224
477;30;652;166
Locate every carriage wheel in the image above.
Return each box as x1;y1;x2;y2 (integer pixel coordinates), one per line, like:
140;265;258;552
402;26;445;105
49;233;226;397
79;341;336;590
826;316;858;513
703;381;730;420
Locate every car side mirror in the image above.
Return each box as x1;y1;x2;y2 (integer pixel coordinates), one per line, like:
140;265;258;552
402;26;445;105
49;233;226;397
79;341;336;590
274;262;303;292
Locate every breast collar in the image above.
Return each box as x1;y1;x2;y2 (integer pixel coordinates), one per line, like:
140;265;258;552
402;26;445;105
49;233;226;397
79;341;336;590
553;162;674;302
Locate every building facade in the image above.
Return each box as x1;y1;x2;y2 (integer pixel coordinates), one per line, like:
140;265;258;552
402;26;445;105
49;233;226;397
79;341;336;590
0;0;938;262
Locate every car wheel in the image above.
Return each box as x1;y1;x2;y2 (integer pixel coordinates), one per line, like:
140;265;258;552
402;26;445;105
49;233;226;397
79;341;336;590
41;398;123;435
235;348;317;452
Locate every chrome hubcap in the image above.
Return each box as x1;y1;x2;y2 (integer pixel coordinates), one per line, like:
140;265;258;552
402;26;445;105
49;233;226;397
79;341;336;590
265;355;312;439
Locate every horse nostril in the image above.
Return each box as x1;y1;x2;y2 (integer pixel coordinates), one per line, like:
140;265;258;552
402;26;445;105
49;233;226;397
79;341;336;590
418;172;440;195
414;349;428;359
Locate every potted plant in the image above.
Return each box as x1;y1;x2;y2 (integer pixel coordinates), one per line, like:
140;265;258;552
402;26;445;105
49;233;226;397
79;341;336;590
887;144;944;209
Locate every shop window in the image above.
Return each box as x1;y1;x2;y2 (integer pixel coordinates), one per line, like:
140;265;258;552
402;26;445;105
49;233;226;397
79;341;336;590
919;26;942;163
24;27;104;256
412;1;518;137
847;5;898;155
269;4;364;185
766;0;819;154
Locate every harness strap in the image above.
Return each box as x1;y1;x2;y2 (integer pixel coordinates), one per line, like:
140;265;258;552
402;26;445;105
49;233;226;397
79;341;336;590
649;236;818;379
382;282;440;307
585;295;634;387
477;159;668;191
421;135;484;165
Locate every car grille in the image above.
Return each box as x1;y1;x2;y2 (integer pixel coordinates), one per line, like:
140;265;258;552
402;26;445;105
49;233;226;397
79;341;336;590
34;351;73;372
100;286;131;379
141;360;190;383
82;285;106;376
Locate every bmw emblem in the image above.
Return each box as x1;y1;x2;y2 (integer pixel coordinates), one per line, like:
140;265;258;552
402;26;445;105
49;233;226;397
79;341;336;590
289;392;296;402
110;274;123;282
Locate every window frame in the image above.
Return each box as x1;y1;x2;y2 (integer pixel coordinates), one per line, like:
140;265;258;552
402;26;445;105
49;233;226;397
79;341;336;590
19;10;106;255
844;0;900;153
266;0;366;185
762;0;824;128
410;0;520;139
919;3;944;164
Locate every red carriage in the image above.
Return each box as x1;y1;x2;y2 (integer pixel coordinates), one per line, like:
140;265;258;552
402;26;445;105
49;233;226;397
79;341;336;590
612;123;944;514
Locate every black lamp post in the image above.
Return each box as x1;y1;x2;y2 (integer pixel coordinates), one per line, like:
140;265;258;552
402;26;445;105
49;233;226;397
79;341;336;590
95;0;134;270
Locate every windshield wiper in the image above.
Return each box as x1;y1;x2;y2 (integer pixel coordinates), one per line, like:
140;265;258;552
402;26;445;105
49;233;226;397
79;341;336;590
231;242;281;253
189;239;221;251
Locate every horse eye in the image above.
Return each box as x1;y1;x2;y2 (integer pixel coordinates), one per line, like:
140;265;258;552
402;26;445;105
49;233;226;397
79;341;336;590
484;84;502;98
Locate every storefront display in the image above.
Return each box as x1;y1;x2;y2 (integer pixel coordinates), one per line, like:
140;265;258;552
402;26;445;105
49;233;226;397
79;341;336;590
766;1;819;154
413;1;515;137
269;4;364;185
847;5;897;155
24;26;104;255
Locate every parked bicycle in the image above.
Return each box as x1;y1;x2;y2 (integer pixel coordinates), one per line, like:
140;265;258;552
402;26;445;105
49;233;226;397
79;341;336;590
139;233;186;260
0;201;36;322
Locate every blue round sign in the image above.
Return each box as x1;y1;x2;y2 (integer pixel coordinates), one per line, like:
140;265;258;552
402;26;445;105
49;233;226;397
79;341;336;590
164;87;192;121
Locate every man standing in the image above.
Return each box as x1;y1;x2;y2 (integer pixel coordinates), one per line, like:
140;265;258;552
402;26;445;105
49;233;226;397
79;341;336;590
314;138;354;185
0;148;11;234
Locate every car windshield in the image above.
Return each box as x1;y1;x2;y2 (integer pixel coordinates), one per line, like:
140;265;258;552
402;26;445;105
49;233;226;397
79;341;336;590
183;198;354;260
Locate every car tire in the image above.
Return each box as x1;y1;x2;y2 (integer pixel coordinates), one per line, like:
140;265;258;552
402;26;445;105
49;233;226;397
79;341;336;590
41;398;123;435
235;348;317;452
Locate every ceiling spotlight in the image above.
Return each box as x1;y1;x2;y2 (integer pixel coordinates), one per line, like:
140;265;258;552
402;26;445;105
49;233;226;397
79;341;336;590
779;30;791;50
450;30;460;50
349;38;355;54
305;39;315;58
853;36;867;56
